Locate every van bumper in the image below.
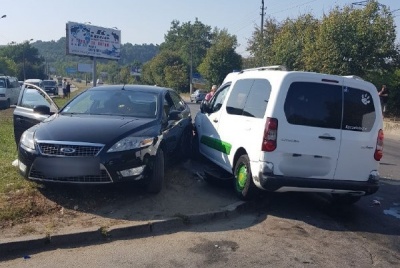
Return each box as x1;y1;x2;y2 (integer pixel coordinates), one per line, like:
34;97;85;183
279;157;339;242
258;173;379;196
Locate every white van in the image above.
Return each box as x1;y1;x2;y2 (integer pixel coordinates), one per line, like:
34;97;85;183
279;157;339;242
0;76;21;109
194;66;384;204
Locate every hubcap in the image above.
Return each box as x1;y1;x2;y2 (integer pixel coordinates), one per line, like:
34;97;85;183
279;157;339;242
236;163;247;191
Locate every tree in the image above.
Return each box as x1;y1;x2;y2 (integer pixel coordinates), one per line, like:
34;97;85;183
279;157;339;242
268;14;319;70
247;18;280;67
141;50;188;91
0;41;45;79
304;1;397;76
0;56;18;76
198;28;242;85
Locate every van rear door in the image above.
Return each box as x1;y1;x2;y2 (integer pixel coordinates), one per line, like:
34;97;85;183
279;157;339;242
334;79;381;182
273;75;344;180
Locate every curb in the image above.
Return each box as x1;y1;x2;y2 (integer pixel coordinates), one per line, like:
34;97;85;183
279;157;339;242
0;201;250;260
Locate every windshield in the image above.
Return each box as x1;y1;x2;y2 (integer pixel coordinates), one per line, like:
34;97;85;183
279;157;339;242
0;78;5;88
61;89;159;118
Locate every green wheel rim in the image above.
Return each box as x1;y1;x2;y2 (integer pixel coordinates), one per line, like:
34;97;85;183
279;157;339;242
236;163;248;191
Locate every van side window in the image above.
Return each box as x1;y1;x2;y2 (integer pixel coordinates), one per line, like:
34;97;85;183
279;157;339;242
226;79;270;118
284;82;342;129
209;84;230;113
342;87;375;132
244;79;270;118
226;79;250;115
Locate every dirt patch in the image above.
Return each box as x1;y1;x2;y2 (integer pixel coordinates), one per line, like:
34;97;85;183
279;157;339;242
0;159;238;240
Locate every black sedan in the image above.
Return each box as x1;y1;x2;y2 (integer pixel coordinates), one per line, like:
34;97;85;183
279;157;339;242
13;84;193;193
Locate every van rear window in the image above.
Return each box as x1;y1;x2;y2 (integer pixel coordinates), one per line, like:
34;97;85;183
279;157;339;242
284;82;342;129
342;87;375;132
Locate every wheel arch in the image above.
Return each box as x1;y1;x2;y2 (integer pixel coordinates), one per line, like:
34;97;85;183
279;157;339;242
232;147;248;173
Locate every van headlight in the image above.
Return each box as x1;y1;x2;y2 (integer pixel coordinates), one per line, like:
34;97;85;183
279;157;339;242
107;137;154;152
20;130;36;150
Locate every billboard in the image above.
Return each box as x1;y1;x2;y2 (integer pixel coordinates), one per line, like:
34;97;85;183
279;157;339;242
66;22;121;60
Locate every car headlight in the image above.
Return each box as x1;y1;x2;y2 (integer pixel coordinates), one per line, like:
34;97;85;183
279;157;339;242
20;129;35;150
107;137;154;153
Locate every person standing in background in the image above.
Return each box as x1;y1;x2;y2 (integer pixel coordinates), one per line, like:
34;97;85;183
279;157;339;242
65;82;71;99
62;78;67;98
378;84;389;116
205;85;217;101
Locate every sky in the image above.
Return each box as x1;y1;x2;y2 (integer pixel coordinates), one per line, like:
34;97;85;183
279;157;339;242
1;0;400;57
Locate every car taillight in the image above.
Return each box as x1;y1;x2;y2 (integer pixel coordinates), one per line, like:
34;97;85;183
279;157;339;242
374;129;384;161
262;117;278;152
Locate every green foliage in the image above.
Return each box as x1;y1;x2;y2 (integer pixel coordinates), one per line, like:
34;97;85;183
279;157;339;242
0;56;18;76
198;28;242;85
0;41;45;79
304;1;397;75
141;50;188;91
160;18;212;69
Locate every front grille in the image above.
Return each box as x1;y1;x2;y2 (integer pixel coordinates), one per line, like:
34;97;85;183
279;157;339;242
29;168;112;183
38;142;104;157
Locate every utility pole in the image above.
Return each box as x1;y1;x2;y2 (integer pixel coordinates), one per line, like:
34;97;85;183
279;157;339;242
260;0;266;66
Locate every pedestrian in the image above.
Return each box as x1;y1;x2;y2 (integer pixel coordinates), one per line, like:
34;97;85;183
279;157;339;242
378;84;389;116
62;78;67;98
205;85;217;101
66;82;71;98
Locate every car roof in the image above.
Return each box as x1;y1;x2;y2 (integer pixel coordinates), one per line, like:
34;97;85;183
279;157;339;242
88;84;174;94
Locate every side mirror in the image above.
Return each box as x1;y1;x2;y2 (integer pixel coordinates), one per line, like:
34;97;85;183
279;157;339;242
168;110;181;121
33;105;51;115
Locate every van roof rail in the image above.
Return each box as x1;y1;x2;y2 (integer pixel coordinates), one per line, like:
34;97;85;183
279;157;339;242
343;75;364;81
241;65;287;73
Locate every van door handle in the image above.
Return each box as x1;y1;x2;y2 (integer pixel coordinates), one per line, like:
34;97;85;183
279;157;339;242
318;135;336;140
213;118;218;123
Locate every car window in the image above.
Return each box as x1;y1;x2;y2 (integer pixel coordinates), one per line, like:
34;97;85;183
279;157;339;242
169;91;185;111
226;79;270;118
342;86;375;132
284;82;342;129
209;84;230;113
62;90;158;118
244;79;271;118
20;87;57;112
0;78;5;88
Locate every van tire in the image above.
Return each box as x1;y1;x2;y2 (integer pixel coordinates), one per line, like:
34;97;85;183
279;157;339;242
145;148;164;194
331;194;361;205
233;154;257;200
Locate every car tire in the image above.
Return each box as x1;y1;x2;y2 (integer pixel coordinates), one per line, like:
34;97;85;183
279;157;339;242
145;148;165;194
331;194;361;205
1;99;10;109
233;154;258;200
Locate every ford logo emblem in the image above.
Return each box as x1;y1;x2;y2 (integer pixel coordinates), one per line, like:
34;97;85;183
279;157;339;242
60;148;75;154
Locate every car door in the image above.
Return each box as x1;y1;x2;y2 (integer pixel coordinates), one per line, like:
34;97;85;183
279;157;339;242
334;80;381;183
13;83;59;146
195;84;231;164
275;75;343;180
